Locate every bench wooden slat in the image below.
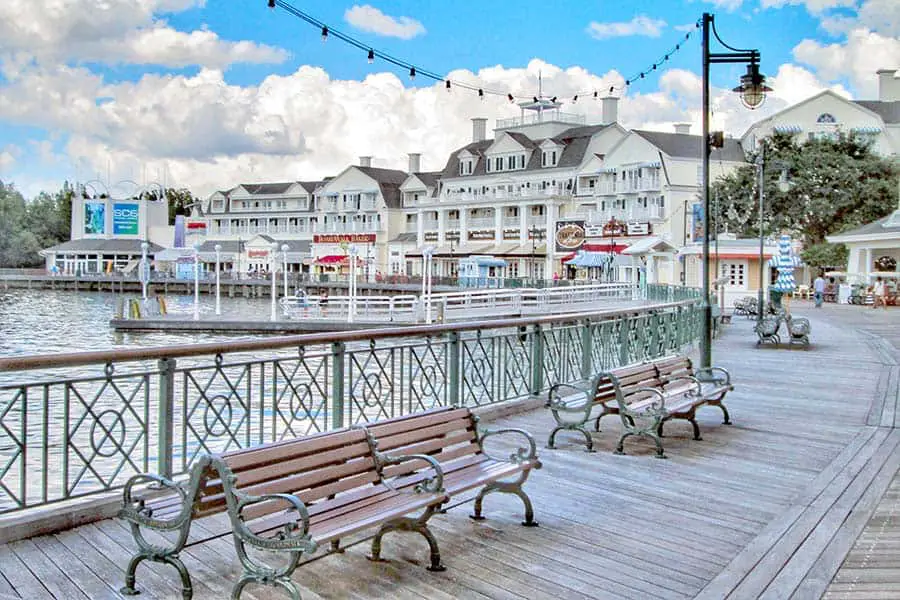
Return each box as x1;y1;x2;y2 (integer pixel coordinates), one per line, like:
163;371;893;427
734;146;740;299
368;416;476;452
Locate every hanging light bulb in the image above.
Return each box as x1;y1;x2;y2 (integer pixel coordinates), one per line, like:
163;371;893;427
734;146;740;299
507;93;514;103
478;89;484;100
593;91;598;99
367;49;374;63
267;0;275;7
409;67;416;80
608;86;614;93
550;96;557;103
572;95;578;103
445;80;451;92
321;26;328;42
533;96;538;103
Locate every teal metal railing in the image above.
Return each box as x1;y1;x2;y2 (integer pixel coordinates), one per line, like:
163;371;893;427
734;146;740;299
0;296;702;513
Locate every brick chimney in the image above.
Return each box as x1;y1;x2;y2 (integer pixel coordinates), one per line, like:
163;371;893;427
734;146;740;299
359;156;372;168
877;68;900;102
408;153;421;173
601;96;619;124
471;118;488;142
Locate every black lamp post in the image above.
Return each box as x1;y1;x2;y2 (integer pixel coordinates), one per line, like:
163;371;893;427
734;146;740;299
700;12;771;370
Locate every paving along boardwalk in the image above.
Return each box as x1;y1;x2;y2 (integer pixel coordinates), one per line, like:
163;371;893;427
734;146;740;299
0;302;897;599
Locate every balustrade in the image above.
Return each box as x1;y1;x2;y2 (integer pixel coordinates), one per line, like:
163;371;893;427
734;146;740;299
0;293;700;514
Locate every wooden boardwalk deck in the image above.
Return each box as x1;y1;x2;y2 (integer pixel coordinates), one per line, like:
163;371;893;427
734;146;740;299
0;303;898;599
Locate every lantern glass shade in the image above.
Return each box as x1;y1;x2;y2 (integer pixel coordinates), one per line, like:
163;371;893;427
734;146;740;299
732;64;772;110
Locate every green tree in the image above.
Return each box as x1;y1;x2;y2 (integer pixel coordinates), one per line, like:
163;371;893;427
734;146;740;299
711;132;898;249
164;187;200;224
0;181;73;267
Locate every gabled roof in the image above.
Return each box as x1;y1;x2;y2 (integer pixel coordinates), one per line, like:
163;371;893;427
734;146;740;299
240;182;295;195
828;214;900;240
41;239;165;254
414;171;441;188
440;123;612;180
854;100;900;124
633;130;746;162
297;181;322;194
356;166;409;209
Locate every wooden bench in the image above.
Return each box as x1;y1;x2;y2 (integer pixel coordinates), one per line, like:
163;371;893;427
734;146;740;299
546;355;733;458
119;427;447;599
363;407;542;527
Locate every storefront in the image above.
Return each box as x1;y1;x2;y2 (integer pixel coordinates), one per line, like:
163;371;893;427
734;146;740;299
826;208;900;286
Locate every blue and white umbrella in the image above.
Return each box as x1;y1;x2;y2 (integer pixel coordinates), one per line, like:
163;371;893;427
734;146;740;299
769;234;803;293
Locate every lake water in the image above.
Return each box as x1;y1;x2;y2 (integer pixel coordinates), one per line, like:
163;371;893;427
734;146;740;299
0;289;279;358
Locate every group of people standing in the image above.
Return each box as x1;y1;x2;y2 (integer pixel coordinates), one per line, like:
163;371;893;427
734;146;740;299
812;273;890;309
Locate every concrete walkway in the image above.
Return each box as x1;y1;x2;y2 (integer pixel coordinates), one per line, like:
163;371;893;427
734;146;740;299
0;301;897;599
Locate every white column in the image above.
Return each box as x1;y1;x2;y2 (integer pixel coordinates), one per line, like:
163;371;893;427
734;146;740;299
646;254;656;284
519;205;529;243
417;210;425;247
545;203;555;279
847;247;861;279
459;209;468;247
864;248;873;280
437;209;446;245
494;207;503;243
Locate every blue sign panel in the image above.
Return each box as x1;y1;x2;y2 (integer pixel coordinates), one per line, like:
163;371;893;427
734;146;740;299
113;203;140;235
84;202;106;235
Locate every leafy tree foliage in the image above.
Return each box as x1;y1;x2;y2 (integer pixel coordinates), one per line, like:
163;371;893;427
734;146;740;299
710;133;898;260
165;187;199;224
0;181;73;267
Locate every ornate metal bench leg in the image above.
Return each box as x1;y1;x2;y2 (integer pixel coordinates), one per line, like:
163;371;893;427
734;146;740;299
614;432;633;455
547;424;594;452
650;432;667;459
369;508;446;572
274;577;303;600
120;553;148;596
578;426;595;452
689;418;702;441
471;480;538;527
657;422;664;437
546;425;563;449
717;402;732;425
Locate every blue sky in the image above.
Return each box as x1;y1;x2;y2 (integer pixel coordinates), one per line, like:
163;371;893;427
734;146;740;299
0;0;896;197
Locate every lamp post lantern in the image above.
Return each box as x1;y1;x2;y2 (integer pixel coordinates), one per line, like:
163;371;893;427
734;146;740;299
140;241;149;301
700;12;771;370
214;244;222;316
281;244;290;298
192;242;201;321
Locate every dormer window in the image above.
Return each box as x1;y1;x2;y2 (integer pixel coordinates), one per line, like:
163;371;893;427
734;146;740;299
459;158;474;176
542;149;558;167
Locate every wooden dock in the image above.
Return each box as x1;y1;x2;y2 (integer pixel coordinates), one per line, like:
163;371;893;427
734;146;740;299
0;303;898;599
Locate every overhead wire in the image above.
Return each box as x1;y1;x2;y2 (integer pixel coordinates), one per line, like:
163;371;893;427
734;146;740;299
269;0;702;102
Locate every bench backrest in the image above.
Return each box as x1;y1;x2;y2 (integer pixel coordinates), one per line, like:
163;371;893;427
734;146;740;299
195;428;379;520
592;362;660;406
363;407;479;479
652;355;693;381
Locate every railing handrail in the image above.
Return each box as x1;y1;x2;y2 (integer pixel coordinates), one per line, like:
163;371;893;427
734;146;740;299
0;298;697;372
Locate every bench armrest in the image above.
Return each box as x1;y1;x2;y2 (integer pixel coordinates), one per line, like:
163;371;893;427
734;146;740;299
620;387;668;420
695;366;731;386
119;473;191;531
661;374;702;395
479;427;539;465
546;381;592;411
377;452;445;495
230;491;317;553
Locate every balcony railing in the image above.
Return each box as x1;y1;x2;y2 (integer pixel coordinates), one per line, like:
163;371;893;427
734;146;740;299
496;112;587;130
467;216;496;229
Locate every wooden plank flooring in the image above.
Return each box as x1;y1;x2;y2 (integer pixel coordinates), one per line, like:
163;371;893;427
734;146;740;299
0;303;898;599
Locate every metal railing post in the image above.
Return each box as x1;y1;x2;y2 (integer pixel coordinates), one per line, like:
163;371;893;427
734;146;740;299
331;342;345;429
448;331;460;407
618;316;631;367
157;357;175;478
581;319;593;379
530;323;544;396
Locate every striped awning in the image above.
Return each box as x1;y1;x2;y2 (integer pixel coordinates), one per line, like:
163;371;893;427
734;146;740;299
851;126;882;134
773;124;802;134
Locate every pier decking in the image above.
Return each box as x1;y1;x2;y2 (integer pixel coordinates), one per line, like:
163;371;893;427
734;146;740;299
0;305;897;599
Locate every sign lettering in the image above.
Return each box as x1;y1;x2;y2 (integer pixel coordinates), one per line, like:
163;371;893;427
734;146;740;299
112;203;139;235
313;233;377;244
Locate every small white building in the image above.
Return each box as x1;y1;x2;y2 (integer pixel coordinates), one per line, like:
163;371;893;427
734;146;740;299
680;238;779;308
41;188;170;275
742;68;900;156
826;205;900;284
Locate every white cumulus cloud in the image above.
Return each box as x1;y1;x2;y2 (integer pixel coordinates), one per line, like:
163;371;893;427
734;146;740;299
793;29;900;97
587;15;667;40
0;0;287;68
344;5;426;40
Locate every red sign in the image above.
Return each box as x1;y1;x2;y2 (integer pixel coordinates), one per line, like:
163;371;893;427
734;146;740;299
247;249;269;258
186;221;207;229
313;233;376;244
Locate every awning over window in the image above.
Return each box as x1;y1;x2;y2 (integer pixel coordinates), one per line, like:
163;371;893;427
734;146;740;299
773;124;802;133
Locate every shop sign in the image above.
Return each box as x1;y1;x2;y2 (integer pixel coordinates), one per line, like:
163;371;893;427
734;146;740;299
602;219;627;238
584;223;604;238
313;233;377;243
627;222;651;236
112;202;139;235
84;202;106;235
555;220;585;252
248;249;269;258
468;230;495;241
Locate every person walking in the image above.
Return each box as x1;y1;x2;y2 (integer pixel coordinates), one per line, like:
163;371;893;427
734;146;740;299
813;273;826;308
873;277;887;309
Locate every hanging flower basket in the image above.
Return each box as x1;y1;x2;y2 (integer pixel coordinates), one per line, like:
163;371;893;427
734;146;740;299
874;255;897;272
